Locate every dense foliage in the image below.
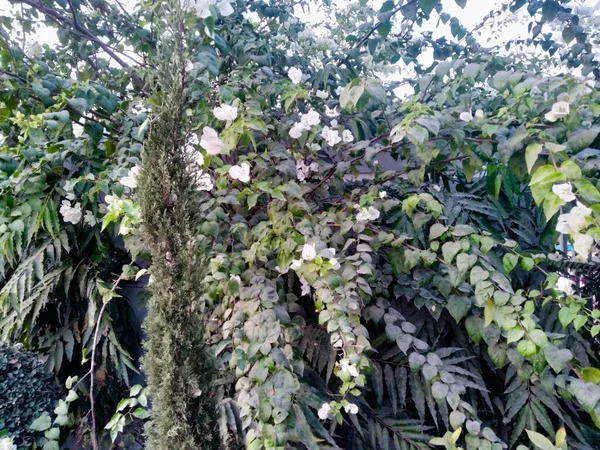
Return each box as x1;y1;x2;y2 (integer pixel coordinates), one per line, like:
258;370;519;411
0;344;59;448
2;0;600;449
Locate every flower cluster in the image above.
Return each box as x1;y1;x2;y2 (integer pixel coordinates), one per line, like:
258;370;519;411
556;200;594;258
289;109;320;139
545;101;570;122
59;200;82;224
191;0;234;18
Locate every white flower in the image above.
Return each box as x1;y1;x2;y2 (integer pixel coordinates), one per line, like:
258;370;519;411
191;151;204;167
72;123;84;138
83;210;97;227
556;277;574;295
26;42;43;59
316;90;329;99
330;119;338;128
228;162;251;183
339;358;359;377
200;126;225;155
290;259;302;270
217;0;234;16
302;242;317;261
213;104;238;121
379;191;387;199
119;222;134;235
556;202;591;234
342;129;354;143
289;122;305;139
0;437;16;450
344;403;359;414
193;0;212;18
288;67;303;85
552;183;576;203
300;109;320;128
309;143;320;151
296;160;318;182
196;172;214;191
474;109;485;119
120;166;140;189
317;402;331;420
60;200;82;225
300;276;311;296
325;105;339;117
104;195;124;213
356;206;380;222
459;111;473;121
185;60;194;72
573;232;594;258
545;101;570;122
329;257;340;270
321;126;341;146
335;86;343;95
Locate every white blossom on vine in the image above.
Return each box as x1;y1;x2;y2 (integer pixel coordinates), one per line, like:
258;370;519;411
552;183;576;202
120;166;140;189
342;129;354;143
545;101;570;121
356;206;380;222
321;126;341;146
556;202;591;234
325;105;339;117
200;126;225;155
317;403;331;420
301;242;317;261
287;67;303;85
556;276;574;295
84;210;97;227
229;162;251;183
296;160;318;182
60;200;82;224
344;403;359;414
315;90;329;99
213;104;238;121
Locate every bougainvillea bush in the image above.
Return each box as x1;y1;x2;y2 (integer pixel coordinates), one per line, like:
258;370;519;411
3;0;600;449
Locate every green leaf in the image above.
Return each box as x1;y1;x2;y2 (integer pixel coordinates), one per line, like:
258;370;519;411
545;344;573;373
529;329;548;349
429;223;447;240
567;127;599;151
484;299;494;327
570;379;600;411
502;253;519;274
456;253;477;274
132;408;151;419
454;0;466;7
470;266;489;284
526;429;556;450
558;304;579;328
517;340;537;357
507;327;525;344
581;367;600;384
442;241;461;264
543;192;562;220
419;0;438;15
559;160;581;180
29;414;52;431
465;316;483;343
525;143;542;174
446;296;471;322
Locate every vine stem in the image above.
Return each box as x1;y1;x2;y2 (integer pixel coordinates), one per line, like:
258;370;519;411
89;273;124;450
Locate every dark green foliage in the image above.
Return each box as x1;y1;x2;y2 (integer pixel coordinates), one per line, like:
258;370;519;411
0;344;59;448
138;40;218;450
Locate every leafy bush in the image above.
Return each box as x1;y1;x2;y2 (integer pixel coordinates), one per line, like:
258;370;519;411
0;344;59;448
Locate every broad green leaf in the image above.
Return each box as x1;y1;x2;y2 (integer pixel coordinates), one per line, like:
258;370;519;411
543;192;562;220
29;414;52;431
442;241;461;264
502;253;518;274
525;143;542;174
545;344;573;373
526;430;556;450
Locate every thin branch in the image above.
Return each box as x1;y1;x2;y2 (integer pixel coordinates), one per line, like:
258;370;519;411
18;0;146;91
89;273;124;450
338;0;419;67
